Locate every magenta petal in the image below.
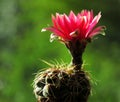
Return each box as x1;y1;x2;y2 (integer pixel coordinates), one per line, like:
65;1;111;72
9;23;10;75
69;11;78;29
63;14;72;32
69;11;77;23
85;12;101;37
45;27;65;38
52;15;57;28
55;13;69;35
90;12;101;28
86;10;93;23
88;26;105;37
89;10;94;22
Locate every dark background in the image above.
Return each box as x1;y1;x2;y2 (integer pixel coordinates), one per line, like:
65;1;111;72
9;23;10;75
0;0;120;102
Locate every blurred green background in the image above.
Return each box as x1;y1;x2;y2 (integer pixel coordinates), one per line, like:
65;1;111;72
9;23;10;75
0;0;120;102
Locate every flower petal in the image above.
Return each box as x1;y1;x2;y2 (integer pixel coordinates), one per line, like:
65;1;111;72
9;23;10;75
44;27;71;40
88;26;106;37
69;11;77;24
90;12;101;28
85;12;101;37
55;13;69;35
63;14;72;33
52;14;57;28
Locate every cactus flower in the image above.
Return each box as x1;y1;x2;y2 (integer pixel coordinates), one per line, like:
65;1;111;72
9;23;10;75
42;10;105;43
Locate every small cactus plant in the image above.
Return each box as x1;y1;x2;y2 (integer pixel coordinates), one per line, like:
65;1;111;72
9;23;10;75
33;10;105;102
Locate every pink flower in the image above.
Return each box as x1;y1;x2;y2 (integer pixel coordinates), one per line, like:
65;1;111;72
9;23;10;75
42;10;105;42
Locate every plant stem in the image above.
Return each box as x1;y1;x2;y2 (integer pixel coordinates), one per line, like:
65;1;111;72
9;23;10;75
65;40;87;70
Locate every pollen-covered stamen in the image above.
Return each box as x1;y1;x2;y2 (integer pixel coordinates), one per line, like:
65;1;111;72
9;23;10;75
50;33;66;43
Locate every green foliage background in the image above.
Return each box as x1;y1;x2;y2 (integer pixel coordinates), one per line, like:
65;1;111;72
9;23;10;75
0;0;120;102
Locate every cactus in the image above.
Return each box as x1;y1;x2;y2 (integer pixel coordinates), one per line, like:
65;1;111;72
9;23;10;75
33;10;105;102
